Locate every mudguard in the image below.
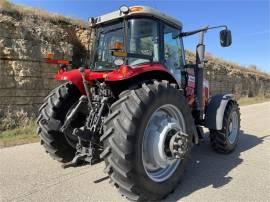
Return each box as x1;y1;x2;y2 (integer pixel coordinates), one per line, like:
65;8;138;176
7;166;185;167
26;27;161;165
204;94;236;130
54;64;179;94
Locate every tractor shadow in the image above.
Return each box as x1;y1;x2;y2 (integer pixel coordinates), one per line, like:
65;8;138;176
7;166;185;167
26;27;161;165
165;131;268;201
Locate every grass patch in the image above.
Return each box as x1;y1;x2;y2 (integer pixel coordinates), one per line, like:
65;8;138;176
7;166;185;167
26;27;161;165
0;120;38;148
238;96;270;106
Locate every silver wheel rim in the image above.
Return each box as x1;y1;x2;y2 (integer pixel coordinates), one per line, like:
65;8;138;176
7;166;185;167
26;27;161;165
142;104;186;182
228;111;239;144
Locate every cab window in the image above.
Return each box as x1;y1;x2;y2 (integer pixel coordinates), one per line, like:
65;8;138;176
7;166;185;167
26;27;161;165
128;18;159;66
163;24;185;73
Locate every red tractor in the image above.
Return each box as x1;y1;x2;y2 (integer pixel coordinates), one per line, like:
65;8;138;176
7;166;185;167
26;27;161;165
38;5;240;201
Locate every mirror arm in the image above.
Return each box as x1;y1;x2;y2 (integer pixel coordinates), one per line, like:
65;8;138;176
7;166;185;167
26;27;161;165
179;25;228;37
207;25;228;30
180;27;208;37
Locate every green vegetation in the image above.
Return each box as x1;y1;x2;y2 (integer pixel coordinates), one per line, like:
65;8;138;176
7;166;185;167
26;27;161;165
238;96;270;106
0;120;38;148
0;107;38;148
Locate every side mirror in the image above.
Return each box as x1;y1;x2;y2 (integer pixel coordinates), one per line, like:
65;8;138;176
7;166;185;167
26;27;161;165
220;29;232;47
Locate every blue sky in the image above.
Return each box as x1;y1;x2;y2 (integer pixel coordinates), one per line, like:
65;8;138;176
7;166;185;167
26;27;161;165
11;0;270;72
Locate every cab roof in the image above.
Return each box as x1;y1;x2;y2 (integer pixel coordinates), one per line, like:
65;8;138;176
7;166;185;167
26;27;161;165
93;6;183;29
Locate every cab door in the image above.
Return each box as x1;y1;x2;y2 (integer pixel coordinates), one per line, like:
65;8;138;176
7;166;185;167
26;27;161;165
162;24;185;85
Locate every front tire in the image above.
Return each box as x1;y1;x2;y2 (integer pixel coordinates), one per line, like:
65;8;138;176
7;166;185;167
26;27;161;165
37;82;81;162
101;81;194;201
210;101;240;153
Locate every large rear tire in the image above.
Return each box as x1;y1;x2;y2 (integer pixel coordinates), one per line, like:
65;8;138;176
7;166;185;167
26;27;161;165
37;82;81;162
101;80;194;201
210;101;240;153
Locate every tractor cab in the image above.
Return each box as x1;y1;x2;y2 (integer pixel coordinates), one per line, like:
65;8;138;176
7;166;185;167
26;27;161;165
89;5;185;81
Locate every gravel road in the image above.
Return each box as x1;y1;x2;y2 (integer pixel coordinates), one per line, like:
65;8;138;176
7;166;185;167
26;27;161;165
1;102;270;202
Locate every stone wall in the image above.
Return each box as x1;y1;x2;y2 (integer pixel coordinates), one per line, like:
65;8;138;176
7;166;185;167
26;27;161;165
185;51;270;98
0;10;90;117
0;9;270;120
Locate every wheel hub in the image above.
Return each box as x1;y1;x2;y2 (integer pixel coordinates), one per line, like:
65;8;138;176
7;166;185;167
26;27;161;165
142;104;187;182
169;131;189;159
228;111;239;144
147;121;180;169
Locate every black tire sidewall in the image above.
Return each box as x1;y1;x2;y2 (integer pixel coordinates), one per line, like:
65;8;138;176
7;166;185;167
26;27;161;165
38;82;81;161
133;85;193;195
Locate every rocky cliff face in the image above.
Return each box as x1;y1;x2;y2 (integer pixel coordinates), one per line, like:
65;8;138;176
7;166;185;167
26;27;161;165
0;4;269;120
0;8;90;117
185;51;270;98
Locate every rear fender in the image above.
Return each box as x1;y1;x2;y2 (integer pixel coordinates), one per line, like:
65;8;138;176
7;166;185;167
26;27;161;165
119;70;179;86
55;64;180;94
55;68;179;95
205;94;236;130
55;69;85;94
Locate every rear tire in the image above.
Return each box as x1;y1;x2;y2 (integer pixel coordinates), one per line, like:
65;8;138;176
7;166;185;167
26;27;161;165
37;82;81;162
210;101;240;153
101;80;194;201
